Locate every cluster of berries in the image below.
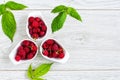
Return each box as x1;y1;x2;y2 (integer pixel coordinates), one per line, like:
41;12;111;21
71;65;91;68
42;39;65;59
28;16;47;39
15;40;37;61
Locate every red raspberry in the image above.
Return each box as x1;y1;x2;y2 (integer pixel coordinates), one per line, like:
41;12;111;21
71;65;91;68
43;50;49;56
29;17;34;23
32;28;38;33
17;49;26;58
46;39;54;45
22;40;30;46
31;51;36;55
48;53;53;58
27;53;34;59
42;42;48;49
58;53;65;59
48;46;52;50
52;44;59;51
35;17;41;22
37;28;41;33
24;47;30;53
29;29;33;35
32;21;39;28
39;21;44;26
32;33;39;39
39;31;45;37
58;47;64;53
41;25;47;31
17;46;23;51
15;55;21;61
52;52;58;58
28;26;32;29
31;44;37;51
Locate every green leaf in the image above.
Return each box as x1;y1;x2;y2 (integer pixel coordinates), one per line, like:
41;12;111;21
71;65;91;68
32;78;45;80
51;5;67;13
27;64;33;79
67;7;82;22
5;1;27;10
51;12;67;33
0;4;6;15
33;63;53;78
2;11;16;41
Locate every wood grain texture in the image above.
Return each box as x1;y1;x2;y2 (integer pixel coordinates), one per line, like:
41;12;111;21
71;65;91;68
0;0;120;80
0;71;120;80
0;10;120;71
6;0;120;9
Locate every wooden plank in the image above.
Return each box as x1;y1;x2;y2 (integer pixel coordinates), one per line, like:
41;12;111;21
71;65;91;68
0;50;120;70
7;0;120;9
0;71;120;80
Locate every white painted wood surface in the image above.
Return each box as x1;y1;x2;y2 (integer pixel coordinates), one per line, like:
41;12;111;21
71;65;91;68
0;0;120;80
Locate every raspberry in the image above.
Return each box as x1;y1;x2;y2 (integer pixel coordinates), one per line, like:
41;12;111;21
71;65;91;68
29;29;33;35
22;40;30;46
28;26;32;29
35;17;41;22
46;39;54;45
17;49;26;57
58;47;63;53
17;46;23;51
43;50;49;56
29;17;34;23
32;28;38;33
48;53;53;58
31;51;36;55
24;47;30;53
41;25;47;31
27;53;34;59
52;44;59;51
31;44;37;51
42;42;48;49
39;21;44;26
32;33;39;39
15;55;21;61
39;31;45;37
58;53;65;59
32;21;39;28
52;52;58;58
37;28;41;33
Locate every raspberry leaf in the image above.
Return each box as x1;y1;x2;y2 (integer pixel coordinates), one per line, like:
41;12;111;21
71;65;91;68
2;11;16;41
33;63;53;77
0;4;6;15
67;7;82;22
5;1;27;10
51;5;67;13
27;64;33;79
51;12;67;32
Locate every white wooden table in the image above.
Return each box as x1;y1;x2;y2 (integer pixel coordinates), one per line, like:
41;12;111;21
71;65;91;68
1;0;120;80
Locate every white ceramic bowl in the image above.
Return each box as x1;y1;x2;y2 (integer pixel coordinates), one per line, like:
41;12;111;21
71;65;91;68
40;38;69;63
9;39;38;65
26;11;51;41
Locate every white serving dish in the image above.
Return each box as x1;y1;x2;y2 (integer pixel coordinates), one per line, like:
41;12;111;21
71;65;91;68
26;11;51;42
40;38;69;63
9;39;38;65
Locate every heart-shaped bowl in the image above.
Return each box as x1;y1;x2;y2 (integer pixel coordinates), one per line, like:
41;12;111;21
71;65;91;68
40;38;69;63
26;11;50;41
9;39;38;65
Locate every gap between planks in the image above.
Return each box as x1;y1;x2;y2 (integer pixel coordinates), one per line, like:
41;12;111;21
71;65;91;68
1;69;120;71
25;9;120;11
